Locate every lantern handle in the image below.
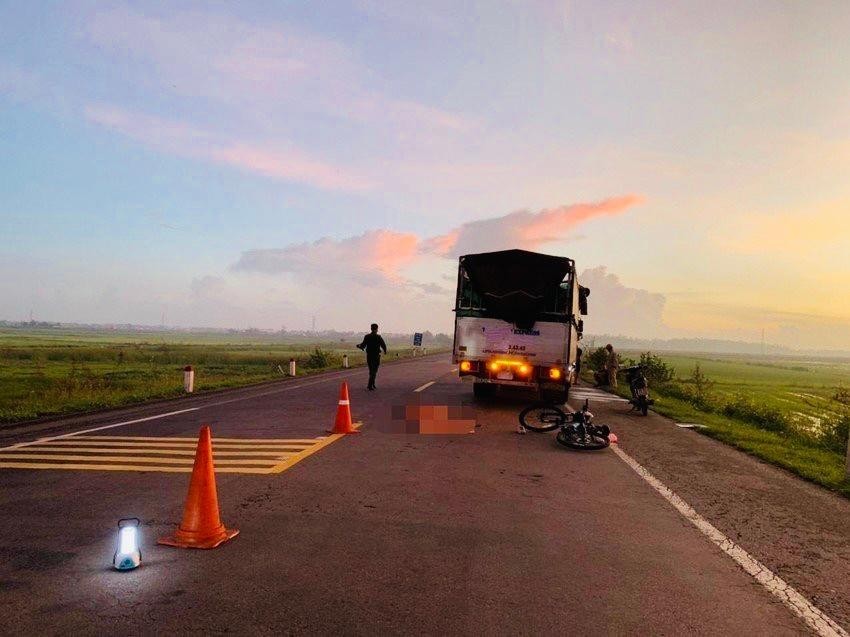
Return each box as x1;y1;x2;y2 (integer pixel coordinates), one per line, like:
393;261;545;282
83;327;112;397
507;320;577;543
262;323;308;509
117;517;140;528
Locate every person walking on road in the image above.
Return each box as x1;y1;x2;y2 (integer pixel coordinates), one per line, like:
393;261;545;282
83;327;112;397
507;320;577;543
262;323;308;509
358;323;387;391
605;343;619;389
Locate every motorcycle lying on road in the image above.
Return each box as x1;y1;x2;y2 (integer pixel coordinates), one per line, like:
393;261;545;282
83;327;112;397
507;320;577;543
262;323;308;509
623;365;654;416
518;399;611;450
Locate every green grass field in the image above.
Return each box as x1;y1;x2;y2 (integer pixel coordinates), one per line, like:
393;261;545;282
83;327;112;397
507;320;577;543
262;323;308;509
637;352;849;424
0;328;443;424
597;350;850;496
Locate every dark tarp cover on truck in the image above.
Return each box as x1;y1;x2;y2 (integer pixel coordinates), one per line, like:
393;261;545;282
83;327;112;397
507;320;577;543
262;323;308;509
460;249;573;329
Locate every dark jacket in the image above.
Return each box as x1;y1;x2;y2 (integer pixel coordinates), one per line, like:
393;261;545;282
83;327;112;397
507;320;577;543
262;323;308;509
358;333;387;357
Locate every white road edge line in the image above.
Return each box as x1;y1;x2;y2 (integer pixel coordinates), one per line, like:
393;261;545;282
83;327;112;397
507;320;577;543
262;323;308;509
414;381;436;393
610;444;848;637
0;408;201;452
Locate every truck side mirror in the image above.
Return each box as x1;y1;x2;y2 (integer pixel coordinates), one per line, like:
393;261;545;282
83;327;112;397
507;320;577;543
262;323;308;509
578;286;590;315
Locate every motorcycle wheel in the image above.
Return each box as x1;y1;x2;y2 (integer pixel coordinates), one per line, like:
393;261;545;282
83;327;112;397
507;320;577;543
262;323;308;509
640;397;649;416
518;403;566;433
556;427;610;450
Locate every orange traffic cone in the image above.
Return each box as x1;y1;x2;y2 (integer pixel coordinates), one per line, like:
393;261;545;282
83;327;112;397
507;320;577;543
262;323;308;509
158;426;239;549
329;381;359;434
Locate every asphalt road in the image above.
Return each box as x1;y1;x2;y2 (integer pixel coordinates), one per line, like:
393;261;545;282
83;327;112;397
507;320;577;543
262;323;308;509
1;354;847;635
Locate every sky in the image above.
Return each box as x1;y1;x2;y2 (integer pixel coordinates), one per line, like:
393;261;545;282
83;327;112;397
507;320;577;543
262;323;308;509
1;1;849;349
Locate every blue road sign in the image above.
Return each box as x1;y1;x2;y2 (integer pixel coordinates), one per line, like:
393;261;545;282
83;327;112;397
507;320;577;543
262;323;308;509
413;332;423;347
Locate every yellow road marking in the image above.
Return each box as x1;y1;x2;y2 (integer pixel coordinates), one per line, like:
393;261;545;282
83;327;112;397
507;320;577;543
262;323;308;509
0;454;289;465
38;440;312;449
75;436;325;443
0;463;271;474
0;431;357;474
16;446;291;457
267;423;361;474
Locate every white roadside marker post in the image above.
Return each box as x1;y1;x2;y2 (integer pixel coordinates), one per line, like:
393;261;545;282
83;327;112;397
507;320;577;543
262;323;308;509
343;354;349;368
183;365;194;393
289;358;296;377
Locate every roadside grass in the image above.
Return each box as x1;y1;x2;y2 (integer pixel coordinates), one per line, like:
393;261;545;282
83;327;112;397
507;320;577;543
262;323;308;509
0;329;446;424
582;350;850;497
633;390;850;498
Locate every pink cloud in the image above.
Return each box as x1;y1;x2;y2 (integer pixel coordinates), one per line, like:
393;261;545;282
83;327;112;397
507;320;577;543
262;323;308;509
424;195;644;257
370;230;420;276
518;196;645;245
85;104;373;192
210;145;375;192
84;104;209;149
234;196;644;284
232;230;420;282
421;231;459;256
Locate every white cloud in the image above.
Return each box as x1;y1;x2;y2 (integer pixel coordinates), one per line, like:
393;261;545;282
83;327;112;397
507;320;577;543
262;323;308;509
578;266;667;338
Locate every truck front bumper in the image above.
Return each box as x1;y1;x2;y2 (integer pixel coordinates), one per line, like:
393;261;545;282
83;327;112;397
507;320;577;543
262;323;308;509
468;377;540;389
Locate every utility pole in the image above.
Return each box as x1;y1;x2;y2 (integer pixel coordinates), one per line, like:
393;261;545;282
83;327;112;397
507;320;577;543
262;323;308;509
312;315;316;333
761;328;765;356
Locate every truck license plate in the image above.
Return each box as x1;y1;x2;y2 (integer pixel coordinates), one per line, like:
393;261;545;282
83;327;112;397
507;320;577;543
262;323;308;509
496;371;514;380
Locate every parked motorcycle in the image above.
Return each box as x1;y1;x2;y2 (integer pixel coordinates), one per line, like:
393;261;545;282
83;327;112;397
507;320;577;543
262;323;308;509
623;365;653;416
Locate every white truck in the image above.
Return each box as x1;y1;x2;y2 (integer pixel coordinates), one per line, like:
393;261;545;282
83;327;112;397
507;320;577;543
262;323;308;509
452;249;588;403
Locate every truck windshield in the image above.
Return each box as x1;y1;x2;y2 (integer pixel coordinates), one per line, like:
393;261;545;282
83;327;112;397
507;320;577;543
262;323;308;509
456;265;573;323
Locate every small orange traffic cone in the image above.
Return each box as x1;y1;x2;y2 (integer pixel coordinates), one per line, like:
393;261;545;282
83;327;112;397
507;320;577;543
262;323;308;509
158;426;239;549
329;381;359;434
